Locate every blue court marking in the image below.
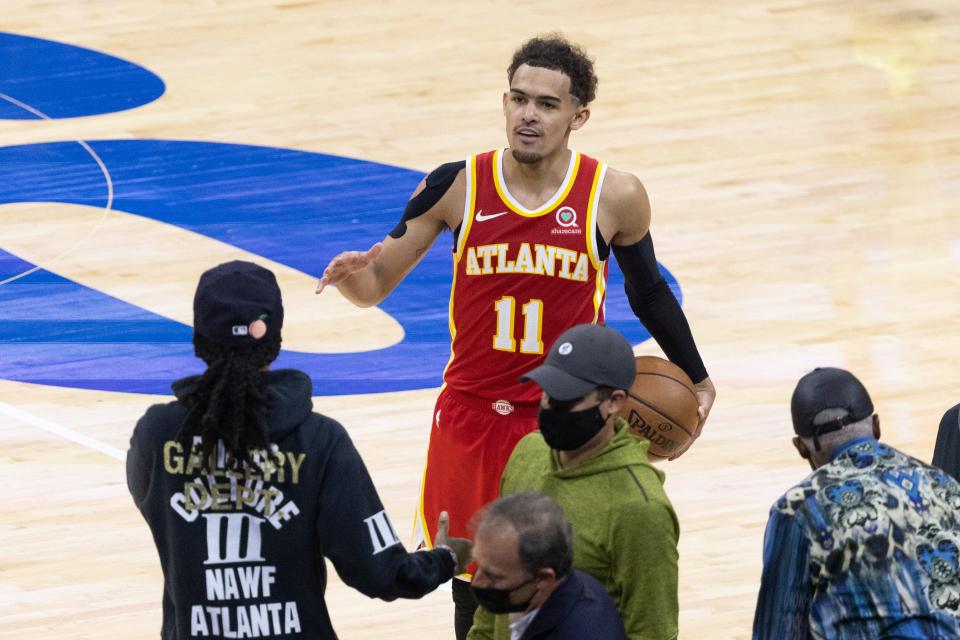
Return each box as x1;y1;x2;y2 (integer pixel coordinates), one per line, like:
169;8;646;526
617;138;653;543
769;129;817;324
0;140;682;395
0;33;164;119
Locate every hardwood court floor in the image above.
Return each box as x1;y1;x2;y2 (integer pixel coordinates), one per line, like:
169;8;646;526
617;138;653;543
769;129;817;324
1;1;958;638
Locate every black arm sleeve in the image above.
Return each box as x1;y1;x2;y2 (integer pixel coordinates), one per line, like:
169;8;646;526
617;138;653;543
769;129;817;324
612;233;708;383
317;420;454;600
389;160;465;239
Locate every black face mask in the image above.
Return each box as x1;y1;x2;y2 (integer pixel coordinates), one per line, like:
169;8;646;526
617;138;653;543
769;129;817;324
471;576;537;614
538;404;607;451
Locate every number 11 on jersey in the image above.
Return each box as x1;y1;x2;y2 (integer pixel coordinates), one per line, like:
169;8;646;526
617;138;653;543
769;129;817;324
492;296;544;354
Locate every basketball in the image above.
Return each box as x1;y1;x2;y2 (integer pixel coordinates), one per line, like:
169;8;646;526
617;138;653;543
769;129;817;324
618;356;700;461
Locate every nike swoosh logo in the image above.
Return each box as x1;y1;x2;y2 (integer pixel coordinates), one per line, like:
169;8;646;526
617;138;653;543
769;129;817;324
474;210;510;222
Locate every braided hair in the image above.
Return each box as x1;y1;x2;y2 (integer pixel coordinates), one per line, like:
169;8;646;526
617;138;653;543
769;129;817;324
179;332;282;466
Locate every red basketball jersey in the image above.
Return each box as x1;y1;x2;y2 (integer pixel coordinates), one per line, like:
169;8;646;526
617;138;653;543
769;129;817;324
442;148;609;405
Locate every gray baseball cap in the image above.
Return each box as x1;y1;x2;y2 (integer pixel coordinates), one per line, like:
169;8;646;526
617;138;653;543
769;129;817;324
521;324;636;401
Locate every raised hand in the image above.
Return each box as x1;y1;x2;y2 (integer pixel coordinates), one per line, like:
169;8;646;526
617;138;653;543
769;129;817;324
435;510;472;575
315;242;383;294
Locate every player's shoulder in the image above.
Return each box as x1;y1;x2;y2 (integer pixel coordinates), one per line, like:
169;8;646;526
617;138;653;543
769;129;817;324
425;159;468;187
599;166;647;200
400;159;469;230
597;167;651;238
425;159;468;201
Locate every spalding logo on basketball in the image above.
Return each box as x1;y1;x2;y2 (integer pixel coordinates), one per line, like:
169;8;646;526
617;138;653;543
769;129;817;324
625;411;684;457
618;356;700;461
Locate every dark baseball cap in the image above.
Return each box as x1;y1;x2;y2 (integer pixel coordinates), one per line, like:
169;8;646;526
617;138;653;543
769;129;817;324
521;324;636;401
193;260;284;346
791;367;874;438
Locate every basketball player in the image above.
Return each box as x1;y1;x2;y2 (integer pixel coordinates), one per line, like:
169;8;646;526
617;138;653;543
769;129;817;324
316;35;714;638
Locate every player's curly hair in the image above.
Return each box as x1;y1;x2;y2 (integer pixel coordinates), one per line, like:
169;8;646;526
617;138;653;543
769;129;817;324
508;34;598;105
178;332;281;466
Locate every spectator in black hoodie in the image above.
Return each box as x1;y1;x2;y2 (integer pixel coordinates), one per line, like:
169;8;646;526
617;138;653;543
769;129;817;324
127;260;470;639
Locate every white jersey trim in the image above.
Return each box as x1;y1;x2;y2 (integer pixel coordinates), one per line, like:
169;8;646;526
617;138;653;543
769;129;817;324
454;155;475;259
495;148;578;215
586;163;607;269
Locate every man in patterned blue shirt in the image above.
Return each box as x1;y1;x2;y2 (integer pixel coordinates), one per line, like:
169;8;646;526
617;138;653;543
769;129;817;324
753;367;960;639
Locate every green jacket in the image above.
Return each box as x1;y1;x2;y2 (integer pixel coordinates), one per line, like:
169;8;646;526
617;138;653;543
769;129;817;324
468;420;679;640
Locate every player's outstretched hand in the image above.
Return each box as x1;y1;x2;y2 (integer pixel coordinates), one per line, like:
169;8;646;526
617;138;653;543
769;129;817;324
315;242;383;294
669;376;716;460
435;510;472;576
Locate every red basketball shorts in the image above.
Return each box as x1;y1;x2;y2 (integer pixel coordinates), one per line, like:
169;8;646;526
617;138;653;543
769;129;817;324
414;387;539;551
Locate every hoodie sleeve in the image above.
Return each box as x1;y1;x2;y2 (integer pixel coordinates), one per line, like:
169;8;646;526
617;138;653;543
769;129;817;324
315;419;455;600
611;474;679;640
127;405;162;509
